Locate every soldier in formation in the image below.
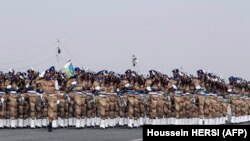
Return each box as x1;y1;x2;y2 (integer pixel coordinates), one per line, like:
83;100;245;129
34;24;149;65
0;67;249;131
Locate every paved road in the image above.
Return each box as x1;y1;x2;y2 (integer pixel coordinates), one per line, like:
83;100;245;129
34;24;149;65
1;122;249;141
0;127;142;141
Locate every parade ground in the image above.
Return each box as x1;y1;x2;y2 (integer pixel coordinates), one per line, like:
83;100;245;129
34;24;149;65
1;122;250;141
0;127;142;141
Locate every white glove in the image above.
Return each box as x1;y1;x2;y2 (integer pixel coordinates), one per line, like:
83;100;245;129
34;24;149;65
172;85;177;90
55;80;59;90
95;86;101;91
71;81;77;85
146;86;152;91
57;100;60;105
1;98;4;103
195;85;201;90
22;96;25;101
67;97;71;102
26;84;29;88
125;83;130;88
7;85;11;89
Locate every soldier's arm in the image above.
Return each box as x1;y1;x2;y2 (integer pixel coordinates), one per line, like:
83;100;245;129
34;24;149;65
35;79;42;85
55;80;59;91
64;79;75;93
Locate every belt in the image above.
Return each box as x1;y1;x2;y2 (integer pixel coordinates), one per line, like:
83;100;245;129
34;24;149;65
36;93;43;97
106;93;117;95
209;93;218;96
28;91;37;94
75;92;83;95
47;94;55;96
9;91;17;94
174;94;182;97
229;94;239;97
148;92;158;95
127;90;139;95
199;92;209;96
99;94;106;97
85;92;94;96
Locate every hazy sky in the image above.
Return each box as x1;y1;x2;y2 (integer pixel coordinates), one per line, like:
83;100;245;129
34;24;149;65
0;0;249;79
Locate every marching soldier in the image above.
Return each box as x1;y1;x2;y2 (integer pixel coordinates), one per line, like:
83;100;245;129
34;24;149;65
36;70;60;132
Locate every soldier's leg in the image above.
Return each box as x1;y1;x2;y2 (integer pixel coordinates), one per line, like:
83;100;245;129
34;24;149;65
108;96;115;127
42;98;48;127
127;95;135;128
91;99;97;127
68;100;74;127
74;95;82;128
0;95;5;128
88;95;96;128
147;106;151;126
9;95;18;128
2;99;6;128
96;100;101;127
36;95;43;128
22;94;29;127
85;95;90;127
133;96;141;127
105;97;110;128
157;99;164;125
29;94;37;128
44;94;56;131
118;97;126;127
52;95;58;128
113;97;119;127
17;94;25;128
112;96;118;127
58;95;65;128
67;93;74;127
4;96;10;128
5;100;9;128
80;96;87;128
64;98;69;127
139;101;145;126
99;96;107;129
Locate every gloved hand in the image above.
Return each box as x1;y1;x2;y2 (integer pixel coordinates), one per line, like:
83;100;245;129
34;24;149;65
1;97;4;103
7;85;11;89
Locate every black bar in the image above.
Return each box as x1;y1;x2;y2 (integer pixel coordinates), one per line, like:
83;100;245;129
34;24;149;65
143;125;250;141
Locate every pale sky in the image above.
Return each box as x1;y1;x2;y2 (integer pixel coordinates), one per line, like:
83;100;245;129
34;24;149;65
0;0;249;80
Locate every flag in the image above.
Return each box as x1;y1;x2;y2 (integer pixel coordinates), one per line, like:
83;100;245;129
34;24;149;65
63;61;75;78
132;55;138;67
58;47;61;54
